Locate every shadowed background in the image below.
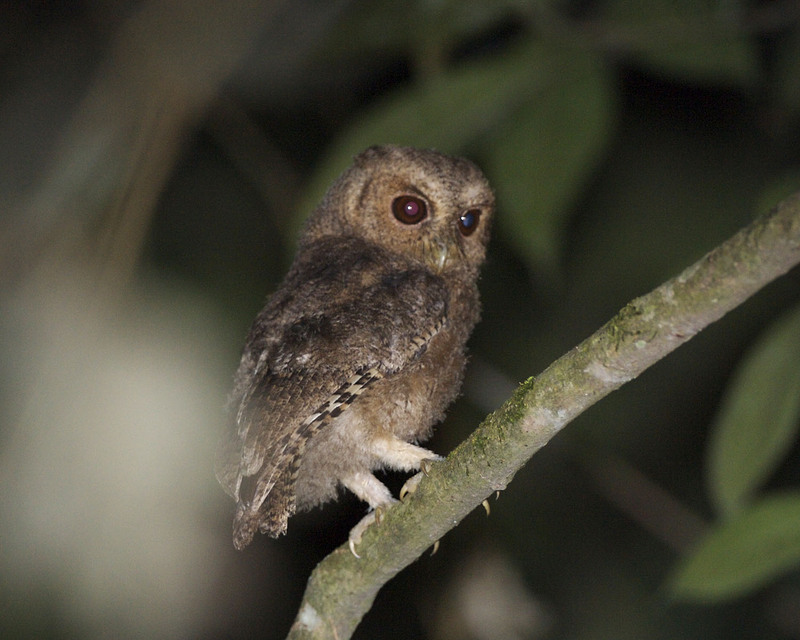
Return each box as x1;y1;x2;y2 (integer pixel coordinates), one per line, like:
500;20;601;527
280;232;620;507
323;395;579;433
2;1;800;639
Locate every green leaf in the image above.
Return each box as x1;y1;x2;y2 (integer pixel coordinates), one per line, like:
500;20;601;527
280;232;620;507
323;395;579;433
755;171;800;217
483;51;615;271
707;301;800;516
291;41;552;239
606;0;759;87
315;0;525;63
639;39;758;87
770;26;800;120
668;493;800;602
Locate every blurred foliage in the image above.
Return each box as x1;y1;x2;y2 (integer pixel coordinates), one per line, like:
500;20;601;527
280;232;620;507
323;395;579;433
2;1;800;639
669;492;800;602
707;301;800;518
667;302;800;603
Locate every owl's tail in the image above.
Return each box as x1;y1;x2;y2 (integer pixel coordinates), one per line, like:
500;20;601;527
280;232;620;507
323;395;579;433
232;507;261;551
232;474;294;550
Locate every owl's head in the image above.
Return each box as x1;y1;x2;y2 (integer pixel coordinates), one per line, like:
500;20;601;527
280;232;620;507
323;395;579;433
303;145;495;275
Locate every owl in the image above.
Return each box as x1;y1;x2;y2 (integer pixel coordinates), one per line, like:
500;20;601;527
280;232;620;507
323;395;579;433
215;145;495;552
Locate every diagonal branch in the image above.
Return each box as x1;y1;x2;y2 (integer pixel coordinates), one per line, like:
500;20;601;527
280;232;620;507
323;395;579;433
287;191;800;640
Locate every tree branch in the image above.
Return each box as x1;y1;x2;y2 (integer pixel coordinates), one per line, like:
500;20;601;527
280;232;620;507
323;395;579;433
287;191;800;640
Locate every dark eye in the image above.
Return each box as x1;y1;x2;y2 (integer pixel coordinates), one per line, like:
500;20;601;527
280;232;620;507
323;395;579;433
392;195;427;225
458;209;481;236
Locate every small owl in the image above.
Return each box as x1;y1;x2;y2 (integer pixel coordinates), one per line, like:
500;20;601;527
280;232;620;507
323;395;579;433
216;145;494;551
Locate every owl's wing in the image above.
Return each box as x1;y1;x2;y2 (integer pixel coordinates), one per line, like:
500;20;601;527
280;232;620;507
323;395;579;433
216;242;449;548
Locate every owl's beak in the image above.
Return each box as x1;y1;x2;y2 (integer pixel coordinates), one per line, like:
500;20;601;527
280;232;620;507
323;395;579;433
424;237;451;273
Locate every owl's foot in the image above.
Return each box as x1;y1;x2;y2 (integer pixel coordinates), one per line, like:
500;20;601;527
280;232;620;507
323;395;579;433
348;503;395;557
342;457;440;557
371;438;442;473
399;456;441;501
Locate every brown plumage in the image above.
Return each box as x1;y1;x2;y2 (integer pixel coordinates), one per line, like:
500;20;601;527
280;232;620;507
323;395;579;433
215;145;495;551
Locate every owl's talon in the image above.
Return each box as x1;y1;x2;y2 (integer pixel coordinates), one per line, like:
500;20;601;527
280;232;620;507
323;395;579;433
420;455;442;476
348;502;396;557
400;456;442;501
348;535;362;558
348;511;375;557
400;472;423;502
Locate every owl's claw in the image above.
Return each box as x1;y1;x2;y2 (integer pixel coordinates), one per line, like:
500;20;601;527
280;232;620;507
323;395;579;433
399;472;423;502
399;456;441;501
420;455;442;475
348;504;395;557
348;513;373;558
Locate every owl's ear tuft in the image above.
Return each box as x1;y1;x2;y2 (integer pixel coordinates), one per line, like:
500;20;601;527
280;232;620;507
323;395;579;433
356;145;392;165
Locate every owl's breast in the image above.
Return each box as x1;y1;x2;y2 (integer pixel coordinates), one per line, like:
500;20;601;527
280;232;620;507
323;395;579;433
293;280;480;508
375;324;466;442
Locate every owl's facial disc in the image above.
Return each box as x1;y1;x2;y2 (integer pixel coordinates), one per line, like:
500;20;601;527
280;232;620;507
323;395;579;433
382;169;490;273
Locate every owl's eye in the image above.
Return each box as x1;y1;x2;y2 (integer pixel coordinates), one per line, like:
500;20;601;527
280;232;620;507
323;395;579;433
392;195;427;225
458;209;481;236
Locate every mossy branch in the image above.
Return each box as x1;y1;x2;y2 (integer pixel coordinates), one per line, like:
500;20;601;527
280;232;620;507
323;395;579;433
286;191;800;640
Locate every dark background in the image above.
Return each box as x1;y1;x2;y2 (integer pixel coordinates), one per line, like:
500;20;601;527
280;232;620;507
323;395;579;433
2;1;800;639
